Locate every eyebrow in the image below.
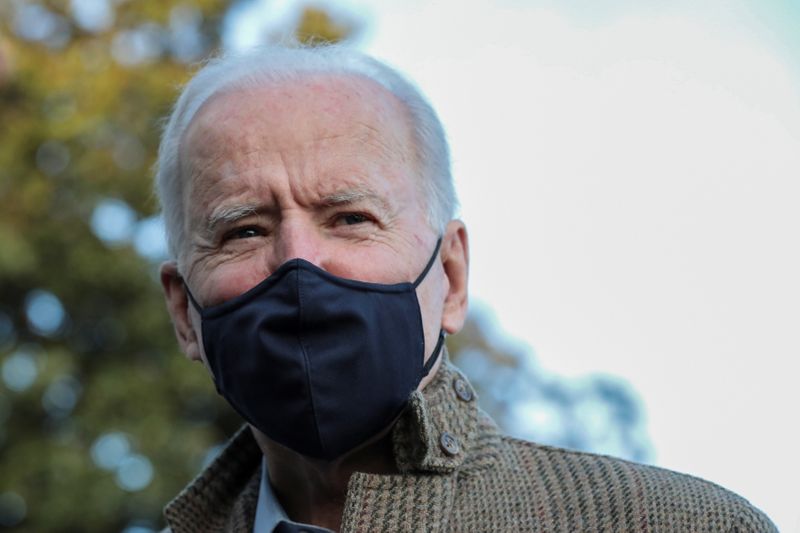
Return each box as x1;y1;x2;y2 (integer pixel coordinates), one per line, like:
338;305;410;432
319;188;391;214
204;203;260;235
202;188;392;235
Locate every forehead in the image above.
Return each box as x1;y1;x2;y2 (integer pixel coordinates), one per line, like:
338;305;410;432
182;73;416;167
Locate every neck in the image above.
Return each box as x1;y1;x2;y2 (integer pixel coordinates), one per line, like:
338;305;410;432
252;426;398;532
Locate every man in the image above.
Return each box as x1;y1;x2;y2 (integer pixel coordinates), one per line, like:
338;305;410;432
156;46;776;532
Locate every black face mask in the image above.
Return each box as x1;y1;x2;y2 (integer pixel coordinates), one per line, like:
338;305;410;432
185;240;445;460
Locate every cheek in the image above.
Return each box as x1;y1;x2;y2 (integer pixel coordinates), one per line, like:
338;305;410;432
199;260;270;306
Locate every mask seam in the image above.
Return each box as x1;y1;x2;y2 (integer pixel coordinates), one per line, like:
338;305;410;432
295;266;327;457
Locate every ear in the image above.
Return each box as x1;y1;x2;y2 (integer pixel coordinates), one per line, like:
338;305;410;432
440;220;469;334
160;261;203;362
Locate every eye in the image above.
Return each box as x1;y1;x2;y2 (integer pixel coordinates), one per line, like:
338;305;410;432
225;226;264;240
339;213;369;225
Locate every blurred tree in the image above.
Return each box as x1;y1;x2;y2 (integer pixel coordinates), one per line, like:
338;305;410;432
450;306;652;463
0;1;235;531
295;6;354;44
0;1;651;531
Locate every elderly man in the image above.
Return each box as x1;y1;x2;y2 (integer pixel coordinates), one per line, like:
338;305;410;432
155;46;775;532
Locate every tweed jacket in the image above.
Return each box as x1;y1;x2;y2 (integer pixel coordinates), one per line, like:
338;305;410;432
163;356;776;532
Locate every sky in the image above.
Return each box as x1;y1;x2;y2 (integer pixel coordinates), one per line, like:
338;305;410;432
224;1;800;530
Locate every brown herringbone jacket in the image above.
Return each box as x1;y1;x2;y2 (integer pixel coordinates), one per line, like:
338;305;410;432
163;357;776;532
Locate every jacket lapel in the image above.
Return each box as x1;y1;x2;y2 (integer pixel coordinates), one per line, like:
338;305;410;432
163;427;260;533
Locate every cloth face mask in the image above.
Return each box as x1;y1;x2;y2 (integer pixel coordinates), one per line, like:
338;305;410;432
185;240;445;460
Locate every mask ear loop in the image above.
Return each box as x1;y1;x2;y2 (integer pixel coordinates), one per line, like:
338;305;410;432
182;280;204;313
412;237;443;289
414;237;446;377
422;330;446;377
180;279;224;392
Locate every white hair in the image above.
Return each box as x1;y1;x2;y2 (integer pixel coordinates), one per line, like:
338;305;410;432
154;45;457;261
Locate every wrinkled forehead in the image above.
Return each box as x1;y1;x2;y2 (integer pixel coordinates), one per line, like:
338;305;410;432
180;72;418;171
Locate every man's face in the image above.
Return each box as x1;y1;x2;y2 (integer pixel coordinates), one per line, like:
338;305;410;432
161;74;468;390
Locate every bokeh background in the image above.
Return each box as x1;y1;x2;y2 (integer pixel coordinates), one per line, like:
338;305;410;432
1;0;797;531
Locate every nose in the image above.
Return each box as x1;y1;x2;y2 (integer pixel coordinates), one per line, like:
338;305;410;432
268;219;324;272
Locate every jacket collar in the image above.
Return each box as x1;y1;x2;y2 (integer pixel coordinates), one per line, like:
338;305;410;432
392;350;479;473
163;424;261;533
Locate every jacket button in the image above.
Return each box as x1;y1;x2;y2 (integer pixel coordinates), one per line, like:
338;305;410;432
440;431;460;456
453;377;473;402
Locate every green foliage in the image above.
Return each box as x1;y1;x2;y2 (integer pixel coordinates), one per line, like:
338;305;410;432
0;1;236;531
295;7;356;45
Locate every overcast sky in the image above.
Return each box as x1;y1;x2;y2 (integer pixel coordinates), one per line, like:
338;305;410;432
227;1;800;530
